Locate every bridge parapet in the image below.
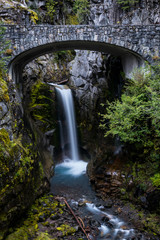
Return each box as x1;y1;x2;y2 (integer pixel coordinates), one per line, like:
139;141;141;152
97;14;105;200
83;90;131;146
1;24;160;82
3;24;160;63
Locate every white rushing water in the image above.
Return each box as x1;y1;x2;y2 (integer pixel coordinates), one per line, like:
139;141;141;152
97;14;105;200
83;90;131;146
56;85;79;161
56;159;87;177
86;203;134;239
49;84;87;177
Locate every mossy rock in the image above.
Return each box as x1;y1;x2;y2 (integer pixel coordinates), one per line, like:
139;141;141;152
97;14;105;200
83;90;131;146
56;224;77;236
29;79;56;133
5;195;62;240
0;74;10;102
35;232;55;240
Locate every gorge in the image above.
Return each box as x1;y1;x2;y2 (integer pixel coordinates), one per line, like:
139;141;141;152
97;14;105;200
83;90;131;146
0;0;160;239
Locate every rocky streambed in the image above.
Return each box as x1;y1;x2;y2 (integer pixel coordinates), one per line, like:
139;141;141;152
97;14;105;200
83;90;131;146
5;160;159;240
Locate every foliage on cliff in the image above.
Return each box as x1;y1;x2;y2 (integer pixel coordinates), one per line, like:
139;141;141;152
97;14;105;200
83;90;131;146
0;126;45;239
46;0;58;22
73;0;90;24
116;0;139;9
0;25;10;72
29;80;55;132
100;63;160;186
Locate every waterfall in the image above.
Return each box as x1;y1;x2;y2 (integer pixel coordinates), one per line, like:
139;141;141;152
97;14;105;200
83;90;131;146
49;83;87;176
56;85;79;161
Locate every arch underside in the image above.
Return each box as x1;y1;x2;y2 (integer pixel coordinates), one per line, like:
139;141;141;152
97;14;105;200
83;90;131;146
9;40;144;83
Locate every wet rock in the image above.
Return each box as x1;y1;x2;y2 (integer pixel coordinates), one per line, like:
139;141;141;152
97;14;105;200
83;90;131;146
41;202;47;207
101;216;110;223
0;102;8;118
39;213;47;222
75;78;85;87
104;200;113;208
89;219;99;228
32;209;38;214
106;221;114;229
50;221;56;227
140;196;147;204
104;233;112;239
50;214;60;220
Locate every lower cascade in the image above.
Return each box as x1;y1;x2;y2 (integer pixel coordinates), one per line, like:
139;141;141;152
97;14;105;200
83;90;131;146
51;85;135;239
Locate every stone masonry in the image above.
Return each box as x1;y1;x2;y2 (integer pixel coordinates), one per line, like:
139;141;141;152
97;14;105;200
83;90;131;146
3;24;160;81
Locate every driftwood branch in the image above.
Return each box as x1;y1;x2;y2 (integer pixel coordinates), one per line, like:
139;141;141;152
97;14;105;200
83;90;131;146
57;79;68;85
55;196;91;240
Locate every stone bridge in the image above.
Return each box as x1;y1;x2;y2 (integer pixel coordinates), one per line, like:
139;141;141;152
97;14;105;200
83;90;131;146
3;24;160;82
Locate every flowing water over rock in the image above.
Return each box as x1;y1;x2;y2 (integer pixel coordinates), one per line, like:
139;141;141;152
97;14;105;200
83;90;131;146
50;85;135;239
51;164;135;240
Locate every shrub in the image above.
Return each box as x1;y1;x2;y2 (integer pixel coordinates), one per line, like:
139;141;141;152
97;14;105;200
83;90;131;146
100;63;160;162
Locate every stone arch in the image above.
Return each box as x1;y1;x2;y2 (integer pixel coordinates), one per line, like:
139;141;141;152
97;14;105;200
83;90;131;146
9;40;144;84
5;24;159;82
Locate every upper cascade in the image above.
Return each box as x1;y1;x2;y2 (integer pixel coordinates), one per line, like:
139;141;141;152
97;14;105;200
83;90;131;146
54;84;80;162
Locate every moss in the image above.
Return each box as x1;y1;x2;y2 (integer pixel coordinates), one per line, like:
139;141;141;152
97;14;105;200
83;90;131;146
0;128;10;145
138;212;160;235
35;232;55;240
0;73;10;102
6;227;30;240
0;126;46;236
56;224;77;236
5;195;63;239
66;14;78;25
0;130;35;191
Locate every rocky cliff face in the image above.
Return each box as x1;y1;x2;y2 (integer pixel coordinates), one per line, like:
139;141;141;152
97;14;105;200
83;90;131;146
90;0;160;25
1;0;159;25
0;0;160;237
69;50;108;122
0;72;51;239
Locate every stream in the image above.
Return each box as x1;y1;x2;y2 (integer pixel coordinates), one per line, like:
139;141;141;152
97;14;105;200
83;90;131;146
50;159;135;240
50;85;136;239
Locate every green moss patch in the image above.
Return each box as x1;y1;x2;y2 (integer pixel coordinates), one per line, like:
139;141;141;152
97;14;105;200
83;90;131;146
57;224;77;236
0;73;10;102
0;128;45;237
5;195;79;240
